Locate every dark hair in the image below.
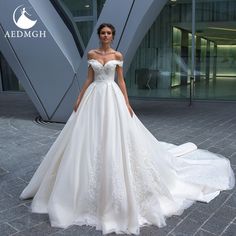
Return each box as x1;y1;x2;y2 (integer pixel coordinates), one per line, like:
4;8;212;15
97;23;116;39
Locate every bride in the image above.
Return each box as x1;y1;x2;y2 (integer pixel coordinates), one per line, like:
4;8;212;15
20;23;235;235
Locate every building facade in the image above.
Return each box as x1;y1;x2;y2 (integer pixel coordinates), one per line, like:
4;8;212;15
0;0;236;122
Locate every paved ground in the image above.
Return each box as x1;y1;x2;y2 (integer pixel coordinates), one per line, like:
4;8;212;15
0;92;236;236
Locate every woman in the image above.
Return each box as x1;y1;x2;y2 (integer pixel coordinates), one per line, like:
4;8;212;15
20;23;235;235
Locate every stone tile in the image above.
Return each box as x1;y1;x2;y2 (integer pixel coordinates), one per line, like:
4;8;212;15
201;214;231;235
169;233;190;236
11;222;61;236
189;136;210;145
229;153;236;166
0;167;8;176
0;197;23;212
198;140;215;149
178;204;198;219
0;222;18;236
207;146;224;154
230;141;236;148
187;209;209;225
1;177;26;187
215;205;236;220
4;184;27;198
140;225;169;236
222;147;236;158
221;223;236;236
208;136;226;144
8;213;49;231
1;177;27;195
227;133;236;140
197;192;230;215
51;225;102;236
1;183;26;198
15;166;39;183
163;215;182;232
226;195;236;208
171;217;201;235
0;205;29;223
0;191;11;201
194;229;215;236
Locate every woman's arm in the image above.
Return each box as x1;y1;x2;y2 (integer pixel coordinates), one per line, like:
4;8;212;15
73;53;94;112
116;52;133;117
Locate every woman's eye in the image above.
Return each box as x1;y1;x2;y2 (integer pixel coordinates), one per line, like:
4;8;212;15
101;31;112;35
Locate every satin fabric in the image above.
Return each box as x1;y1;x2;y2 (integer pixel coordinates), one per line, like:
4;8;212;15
20;59;235;235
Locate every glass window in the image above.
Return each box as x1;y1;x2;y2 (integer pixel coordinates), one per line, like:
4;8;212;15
171;27;182;87
209;41;215;79
126;0;193;100
126;0;236;101
194;0;236;100
97;0;105;17
61;0;93;17
200;38;207;79
61;0;106;49
76;21;94;47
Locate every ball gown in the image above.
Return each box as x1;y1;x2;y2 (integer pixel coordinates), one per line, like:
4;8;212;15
20;59;235;235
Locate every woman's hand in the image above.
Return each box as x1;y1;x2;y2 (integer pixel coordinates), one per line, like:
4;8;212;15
127;104;133;117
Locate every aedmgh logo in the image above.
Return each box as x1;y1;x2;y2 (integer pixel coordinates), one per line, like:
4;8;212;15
13;5;37;30
4;4;46;38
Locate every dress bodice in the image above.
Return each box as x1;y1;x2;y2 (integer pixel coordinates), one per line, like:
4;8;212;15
88;59;123;82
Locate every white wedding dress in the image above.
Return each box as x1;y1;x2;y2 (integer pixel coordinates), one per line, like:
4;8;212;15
20;59;235;235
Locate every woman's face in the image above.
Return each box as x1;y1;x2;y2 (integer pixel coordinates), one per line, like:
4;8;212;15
99;26;113;44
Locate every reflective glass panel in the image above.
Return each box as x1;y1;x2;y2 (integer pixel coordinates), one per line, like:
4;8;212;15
126;0;193;100
194;0;236;100
126;0;236;101
76;21;94;47
61;0;93;17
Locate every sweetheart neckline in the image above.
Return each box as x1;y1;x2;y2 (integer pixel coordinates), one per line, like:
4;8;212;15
88;59;123;67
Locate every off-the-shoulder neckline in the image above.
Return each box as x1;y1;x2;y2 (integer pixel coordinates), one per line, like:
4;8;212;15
88;59;123;67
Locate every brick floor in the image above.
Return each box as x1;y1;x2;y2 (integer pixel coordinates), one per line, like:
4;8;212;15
0;92;236;236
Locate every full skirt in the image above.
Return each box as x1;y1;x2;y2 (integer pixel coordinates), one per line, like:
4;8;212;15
20;80;235;235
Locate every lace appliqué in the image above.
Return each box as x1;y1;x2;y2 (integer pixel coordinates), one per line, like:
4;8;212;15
127;132;173;217
87;145;103;215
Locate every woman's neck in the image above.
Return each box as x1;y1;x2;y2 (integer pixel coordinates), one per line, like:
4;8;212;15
99;44;112;53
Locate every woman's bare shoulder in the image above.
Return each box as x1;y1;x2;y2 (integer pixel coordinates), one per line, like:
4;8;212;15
87;49;97;59
114;51;123;61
